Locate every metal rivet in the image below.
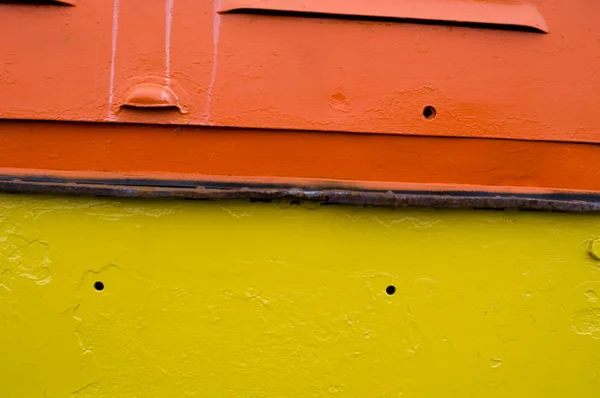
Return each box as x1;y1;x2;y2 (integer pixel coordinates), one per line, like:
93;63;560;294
588;239;600;260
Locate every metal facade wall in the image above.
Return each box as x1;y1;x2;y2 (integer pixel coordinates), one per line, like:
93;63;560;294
1;194;599;396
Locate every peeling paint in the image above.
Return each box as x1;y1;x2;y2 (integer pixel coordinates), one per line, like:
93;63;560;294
572;308;600;339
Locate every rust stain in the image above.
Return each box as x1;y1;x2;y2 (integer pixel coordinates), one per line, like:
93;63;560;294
0;179;599;212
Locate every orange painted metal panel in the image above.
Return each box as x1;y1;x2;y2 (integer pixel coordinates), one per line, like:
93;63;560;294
0;121;599;195
0;1;112;120
1;0;599;143
219;0;549;32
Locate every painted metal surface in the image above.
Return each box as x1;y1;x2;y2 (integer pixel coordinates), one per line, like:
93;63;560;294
1;193;600;396
1;1;599;200
0;4;598;397
219;0;549;32
2;121;600;199
3;178;600;213
0;0;599;143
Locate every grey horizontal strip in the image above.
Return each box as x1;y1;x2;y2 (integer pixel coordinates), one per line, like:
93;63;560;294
0;177;598;212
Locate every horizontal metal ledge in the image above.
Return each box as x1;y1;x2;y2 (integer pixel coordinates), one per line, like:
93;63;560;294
1;0;75;5
0;178;599;213
220;0;548;33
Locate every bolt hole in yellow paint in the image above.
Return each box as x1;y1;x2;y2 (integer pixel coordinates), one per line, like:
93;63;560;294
2;194;600;396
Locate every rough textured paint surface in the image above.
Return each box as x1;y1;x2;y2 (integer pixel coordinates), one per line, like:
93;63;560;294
1;193;600;396
0;0;599;143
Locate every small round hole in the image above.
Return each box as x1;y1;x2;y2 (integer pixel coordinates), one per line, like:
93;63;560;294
386;285;396;295
94;281;105;291
423;106;436;120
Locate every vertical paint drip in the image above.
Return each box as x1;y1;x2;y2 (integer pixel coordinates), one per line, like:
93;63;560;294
205;0;222;123
107;0;120;120
165;0;175;86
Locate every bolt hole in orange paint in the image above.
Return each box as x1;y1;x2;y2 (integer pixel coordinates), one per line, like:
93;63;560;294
423;105;437;120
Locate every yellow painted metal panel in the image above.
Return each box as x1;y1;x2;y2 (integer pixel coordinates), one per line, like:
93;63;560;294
1;194;600;397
